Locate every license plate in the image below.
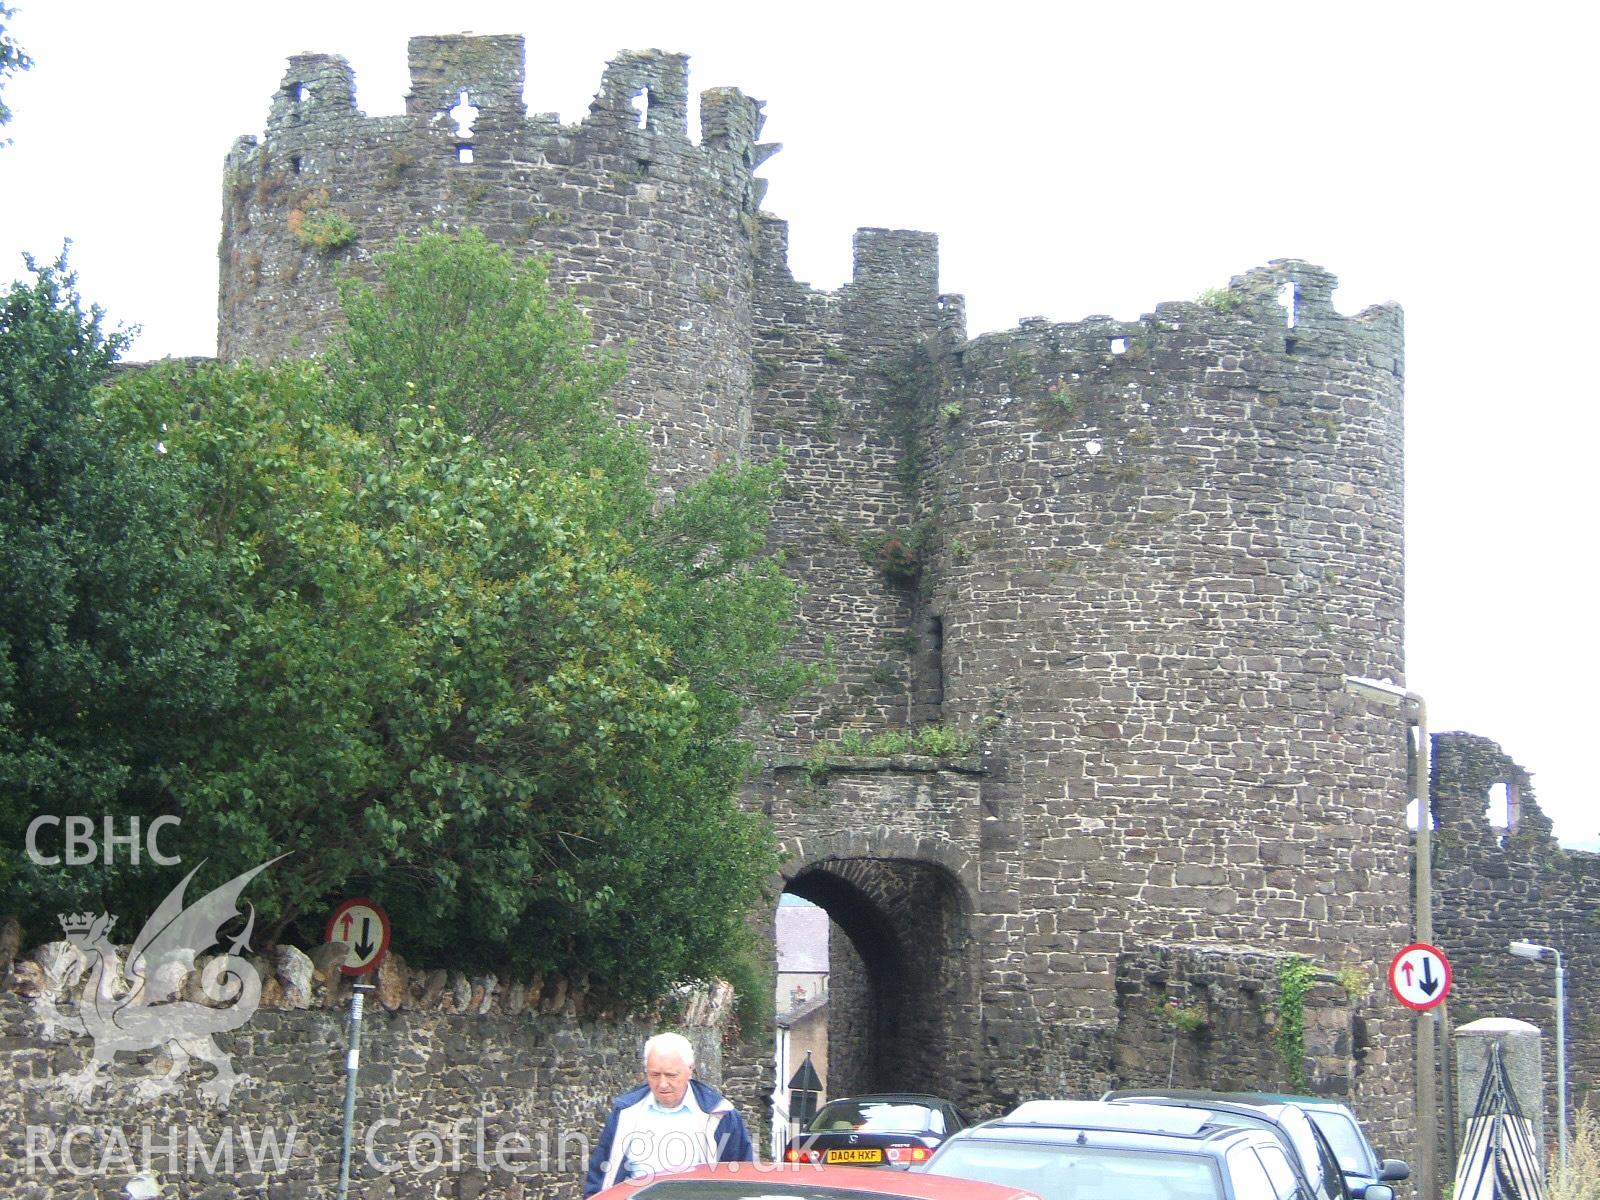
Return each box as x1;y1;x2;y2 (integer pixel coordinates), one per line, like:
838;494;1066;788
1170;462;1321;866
825;1148;883;1164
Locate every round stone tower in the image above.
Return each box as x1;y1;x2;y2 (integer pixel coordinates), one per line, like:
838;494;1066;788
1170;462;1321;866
218;35;776;484
923;261;1412;1110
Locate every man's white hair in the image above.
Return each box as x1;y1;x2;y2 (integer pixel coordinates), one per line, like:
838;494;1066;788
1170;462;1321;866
643;1031;696;1068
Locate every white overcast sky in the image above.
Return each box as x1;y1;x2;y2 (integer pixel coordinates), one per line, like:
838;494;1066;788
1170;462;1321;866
4;2;1596;849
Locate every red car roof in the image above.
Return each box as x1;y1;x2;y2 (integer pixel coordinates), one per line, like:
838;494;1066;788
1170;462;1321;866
593;1162;1040;1200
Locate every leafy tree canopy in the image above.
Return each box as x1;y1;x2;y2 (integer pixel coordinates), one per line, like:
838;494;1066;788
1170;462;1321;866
0;3;31;137
0;253;236;922
3;232;809;1005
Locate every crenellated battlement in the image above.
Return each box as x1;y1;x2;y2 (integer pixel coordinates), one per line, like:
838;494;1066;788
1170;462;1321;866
230;38;776;206
404;34;527;125
220;36;785;484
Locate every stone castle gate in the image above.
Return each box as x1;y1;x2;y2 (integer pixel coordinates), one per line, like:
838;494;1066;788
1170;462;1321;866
216;33;1417;1143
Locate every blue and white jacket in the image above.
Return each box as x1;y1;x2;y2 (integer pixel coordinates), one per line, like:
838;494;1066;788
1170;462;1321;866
582;1077;754;1197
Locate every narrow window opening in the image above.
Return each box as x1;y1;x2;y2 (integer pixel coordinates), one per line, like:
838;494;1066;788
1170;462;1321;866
449;90;479;140
456;145;474;164
631;88;651;130
291;155;303;174
1278;281;1297;328
1284;335;1298;354
1486;779;1519;832
1109;336;1128;355
928;615;945;709
288;82;305;103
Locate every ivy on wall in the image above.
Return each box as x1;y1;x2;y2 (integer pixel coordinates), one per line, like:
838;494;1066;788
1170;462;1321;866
1276;957;1318;1092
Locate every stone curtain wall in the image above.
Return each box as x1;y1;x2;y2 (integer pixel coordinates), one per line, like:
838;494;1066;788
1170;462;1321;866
1429;733;1600;1146
0;945;735;1200
1112;944;1368;1099
748;220;964;742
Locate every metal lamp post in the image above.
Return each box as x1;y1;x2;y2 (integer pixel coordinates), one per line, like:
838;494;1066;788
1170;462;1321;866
1345;676;1438;1199
1509;939;1568;1168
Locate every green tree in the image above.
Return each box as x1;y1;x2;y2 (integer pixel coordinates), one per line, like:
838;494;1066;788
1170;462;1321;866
67;230;809;1004
106;360;708;983
0;3;31;139
0;254;234;927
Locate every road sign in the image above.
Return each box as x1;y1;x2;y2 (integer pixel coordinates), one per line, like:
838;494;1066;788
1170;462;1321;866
1389;941;1451;1011
325;897;391;976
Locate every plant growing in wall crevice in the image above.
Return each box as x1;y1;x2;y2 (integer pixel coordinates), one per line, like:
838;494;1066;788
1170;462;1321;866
861;517;935;590
288;189;357;252
1159;997;1209;1035
1039;376;1076;427
1333;965;1368;1001
833;725;976;759
875;339;952;494
869;533;919;586
1197;285;1243;313
1276;957;1318;1092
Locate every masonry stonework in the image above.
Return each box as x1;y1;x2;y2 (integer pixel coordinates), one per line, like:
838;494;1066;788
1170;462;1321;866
0;957;736;1200
1429;733;1600;1152
204;30;1430;1151
0;34;1507;1193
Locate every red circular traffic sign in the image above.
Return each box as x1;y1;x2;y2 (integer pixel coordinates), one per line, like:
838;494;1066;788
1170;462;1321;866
1388;941;1451;1011
324;897;391;976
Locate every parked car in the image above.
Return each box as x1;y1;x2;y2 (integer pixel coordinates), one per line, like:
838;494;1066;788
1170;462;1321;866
1210;1093;1410;1199
1100;1090;1350;1200
785;1093;972;1168
592;1162;1038;1200
1100;1088;1401;1200
922;1098;1393;1200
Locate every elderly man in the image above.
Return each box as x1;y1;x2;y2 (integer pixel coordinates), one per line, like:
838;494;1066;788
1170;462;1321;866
583;1032;753;1196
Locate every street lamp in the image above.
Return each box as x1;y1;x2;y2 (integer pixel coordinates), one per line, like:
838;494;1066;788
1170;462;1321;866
1509;940;1568;1168
1345;675;1438;1199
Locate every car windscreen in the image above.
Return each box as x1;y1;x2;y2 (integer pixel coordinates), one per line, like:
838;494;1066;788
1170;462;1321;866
809;1101;940;1135
925;1139;1223;1200
1305;1112;1375;1175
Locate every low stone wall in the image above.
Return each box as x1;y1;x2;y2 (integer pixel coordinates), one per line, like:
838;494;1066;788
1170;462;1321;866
1112;943;1357;1097
0;939;738;1200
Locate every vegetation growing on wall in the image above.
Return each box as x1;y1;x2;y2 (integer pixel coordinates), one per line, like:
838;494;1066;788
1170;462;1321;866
288;190;357;251
797;724;978;792
835;725;976;758
876;340;950;493
1160;998;1210;1034
1276;956;1318;1091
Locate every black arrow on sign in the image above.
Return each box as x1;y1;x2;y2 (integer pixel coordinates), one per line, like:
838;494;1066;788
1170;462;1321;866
355;916;375;959
1418;956;1440;996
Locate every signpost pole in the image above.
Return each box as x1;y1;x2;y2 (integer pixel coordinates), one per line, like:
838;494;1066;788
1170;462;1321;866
337;979;375;1200
337;979;374;1200
1348;677;1437;1200
1413;710;1437;1200
1387;941;1451;1200
326;898;390;1200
